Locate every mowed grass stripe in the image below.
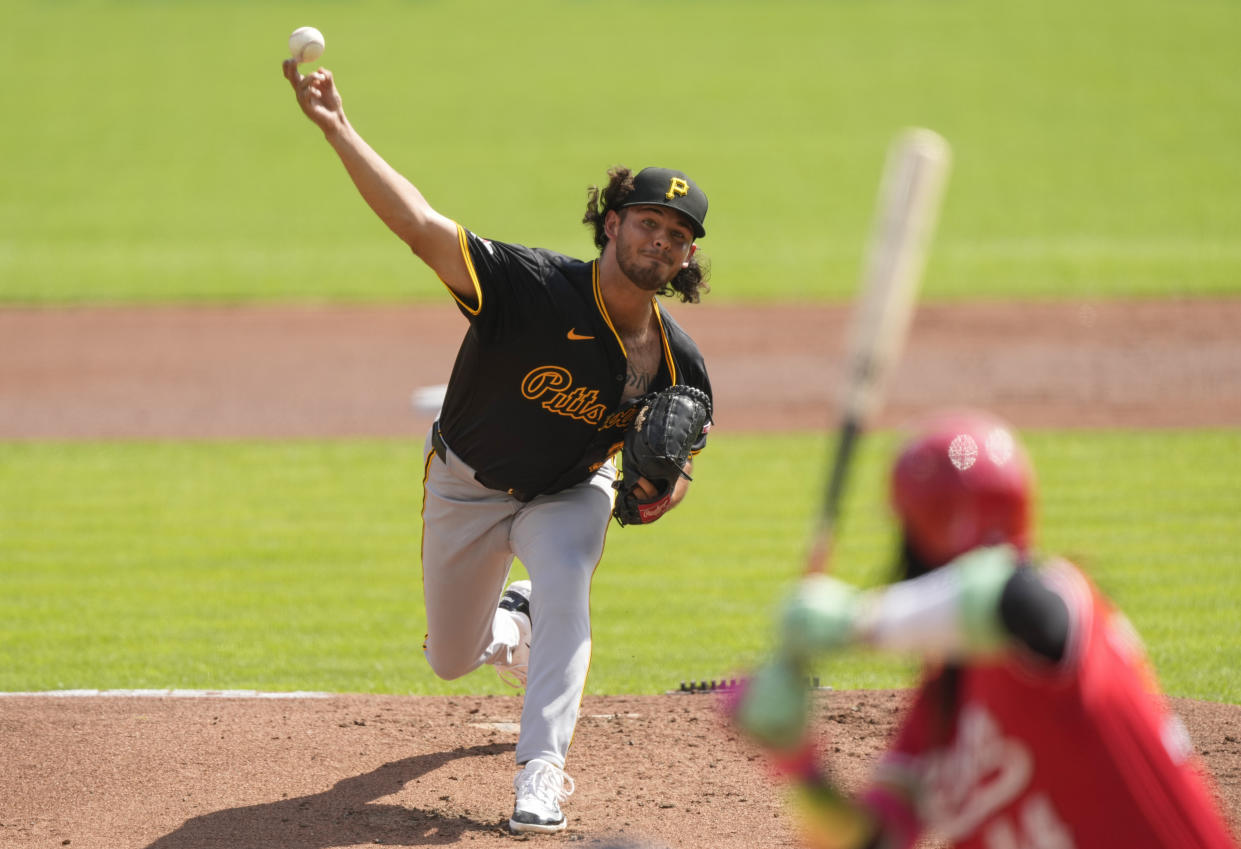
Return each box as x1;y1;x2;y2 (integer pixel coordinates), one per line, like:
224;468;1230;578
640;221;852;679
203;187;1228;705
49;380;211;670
2;432;1237;701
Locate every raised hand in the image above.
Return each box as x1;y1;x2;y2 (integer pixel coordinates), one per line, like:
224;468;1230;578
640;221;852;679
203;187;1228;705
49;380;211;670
282;58;344;135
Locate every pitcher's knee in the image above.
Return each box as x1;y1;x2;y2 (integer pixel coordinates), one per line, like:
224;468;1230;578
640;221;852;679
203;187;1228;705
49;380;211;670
423;643;479;681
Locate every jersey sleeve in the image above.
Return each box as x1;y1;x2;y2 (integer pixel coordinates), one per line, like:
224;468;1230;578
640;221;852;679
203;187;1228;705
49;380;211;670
446;227;547;338
1005;559;1095;683
998;565;1071;662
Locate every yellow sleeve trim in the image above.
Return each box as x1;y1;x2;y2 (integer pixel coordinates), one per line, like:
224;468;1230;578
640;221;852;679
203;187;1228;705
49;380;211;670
443;223;483;316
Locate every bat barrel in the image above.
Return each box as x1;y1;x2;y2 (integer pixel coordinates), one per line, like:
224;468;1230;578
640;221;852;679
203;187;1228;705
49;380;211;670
807;128;952;576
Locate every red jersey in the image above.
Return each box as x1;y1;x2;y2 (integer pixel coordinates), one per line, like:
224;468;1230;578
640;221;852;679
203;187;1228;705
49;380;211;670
861;559;1238;849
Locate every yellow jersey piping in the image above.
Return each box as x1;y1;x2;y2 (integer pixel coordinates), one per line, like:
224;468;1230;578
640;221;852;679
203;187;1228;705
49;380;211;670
443;223;483;316
651;300;677;384
418;446;436;652
591;261;627;357
594;263;678;385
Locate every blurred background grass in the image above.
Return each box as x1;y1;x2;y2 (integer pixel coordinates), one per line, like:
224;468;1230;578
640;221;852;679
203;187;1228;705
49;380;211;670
3;0;1239;302
2;432;1238;702
2;0;1239;701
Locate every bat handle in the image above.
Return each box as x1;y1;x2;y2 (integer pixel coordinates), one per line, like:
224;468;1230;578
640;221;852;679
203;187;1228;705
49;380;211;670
806;417;861;575
805;529;832;575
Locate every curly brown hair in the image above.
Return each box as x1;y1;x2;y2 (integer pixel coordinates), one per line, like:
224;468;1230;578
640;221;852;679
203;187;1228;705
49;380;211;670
582;165;710;304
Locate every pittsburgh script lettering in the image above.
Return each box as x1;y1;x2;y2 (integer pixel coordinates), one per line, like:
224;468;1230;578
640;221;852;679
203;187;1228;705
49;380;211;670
521;366;609;425
597;407;641;433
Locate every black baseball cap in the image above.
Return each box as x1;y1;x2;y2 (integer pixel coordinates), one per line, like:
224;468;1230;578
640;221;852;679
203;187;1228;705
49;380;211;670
620;167;708;239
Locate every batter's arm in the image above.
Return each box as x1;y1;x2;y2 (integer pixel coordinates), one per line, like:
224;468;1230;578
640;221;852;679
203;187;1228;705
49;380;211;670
282;60;474;300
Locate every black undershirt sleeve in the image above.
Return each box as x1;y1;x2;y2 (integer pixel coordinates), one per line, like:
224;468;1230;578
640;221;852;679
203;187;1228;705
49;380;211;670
998;568;1070;663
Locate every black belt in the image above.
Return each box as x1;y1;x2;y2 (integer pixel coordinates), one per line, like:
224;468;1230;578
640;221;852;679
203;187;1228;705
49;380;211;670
430;419;449;463
431;420;534;503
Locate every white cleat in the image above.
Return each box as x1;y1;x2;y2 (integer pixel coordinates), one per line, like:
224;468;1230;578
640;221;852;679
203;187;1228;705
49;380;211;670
509;758;574;833
494;580;532;688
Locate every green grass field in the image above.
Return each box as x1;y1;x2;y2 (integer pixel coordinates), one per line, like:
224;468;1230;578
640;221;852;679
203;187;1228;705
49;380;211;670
2;1;1238;705
2;432;1238;702
3;0;1240;302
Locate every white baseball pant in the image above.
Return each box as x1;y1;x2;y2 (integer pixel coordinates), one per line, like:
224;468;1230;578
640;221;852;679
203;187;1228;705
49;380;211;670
419;424;617;767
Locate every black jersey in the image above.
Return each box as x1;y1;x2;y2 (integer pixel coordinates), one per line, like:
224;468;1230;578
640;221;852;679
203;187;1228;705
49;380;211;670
436;226;713;499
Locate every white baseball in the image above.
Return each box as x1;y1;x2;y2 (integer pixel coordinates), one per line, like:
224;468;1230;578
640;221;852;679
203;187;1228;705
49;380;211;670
288;26;325;64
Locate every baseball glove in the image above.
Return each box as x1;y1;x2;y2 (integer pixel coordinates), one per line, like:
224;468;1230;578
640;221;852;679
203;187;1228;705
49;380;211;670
612;384;711;526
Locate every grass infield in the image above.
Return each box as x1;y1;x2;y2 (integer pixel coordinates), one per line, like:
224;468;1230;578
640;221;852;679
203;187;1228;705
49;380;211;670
2;432;1237;703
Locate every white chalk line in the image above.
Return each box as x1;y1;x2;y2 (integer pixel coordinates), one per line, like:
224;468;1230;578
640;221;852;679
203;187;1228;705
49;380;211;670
0;689;333;699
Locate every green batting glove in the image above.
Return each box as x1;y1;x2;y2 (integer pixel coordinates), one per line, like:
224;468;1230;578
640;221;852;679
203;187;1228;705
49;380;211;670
733;656;810;752
780;574;861;660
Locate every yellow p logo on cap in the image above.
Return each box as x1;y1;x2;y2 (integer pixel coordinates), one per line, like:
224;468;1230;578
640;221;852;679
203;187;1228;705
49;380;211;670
665;178;689;200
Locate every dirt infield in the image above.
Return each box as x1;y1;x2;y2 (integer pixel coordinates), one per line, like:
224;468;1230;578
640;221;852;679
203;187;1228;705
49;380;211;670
1;691;1236;849
1;299;1239;848
3;298;1241;439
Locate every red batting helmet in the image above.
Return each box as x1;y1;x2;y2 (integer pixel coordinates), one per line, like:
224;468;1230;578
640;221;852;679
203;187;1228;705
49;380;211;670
890;409;1034;570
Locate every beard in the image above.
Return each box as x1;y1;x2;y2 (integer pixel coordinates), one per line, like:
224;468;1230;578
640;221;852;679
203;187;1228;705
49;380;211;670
614;232;677;292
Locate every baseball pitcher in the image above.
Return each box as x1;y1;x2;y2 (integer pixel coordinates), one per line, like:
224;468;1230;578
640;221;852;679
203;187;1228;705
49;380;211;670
283;59;714;834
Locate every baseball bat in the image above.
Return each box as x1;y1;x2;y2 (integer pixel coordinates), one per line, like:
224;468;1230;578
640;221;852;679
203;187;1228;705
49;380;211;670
805;128;952;575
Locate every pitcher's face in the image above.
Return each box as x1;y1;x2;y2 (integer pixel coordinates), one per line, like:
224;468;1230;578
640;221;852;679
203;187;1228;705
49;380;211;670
607;206;696;291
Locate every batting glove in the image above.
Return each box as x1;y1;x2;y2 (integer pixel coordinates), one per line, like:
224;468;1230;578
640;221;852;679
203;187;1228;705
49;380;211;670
731;656;810;752
780;574;862;661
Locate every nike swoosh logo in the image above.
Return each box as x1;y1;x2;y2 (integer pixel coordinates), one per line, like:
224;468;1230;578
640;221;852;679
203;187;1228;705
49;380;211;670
567;328;595;341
